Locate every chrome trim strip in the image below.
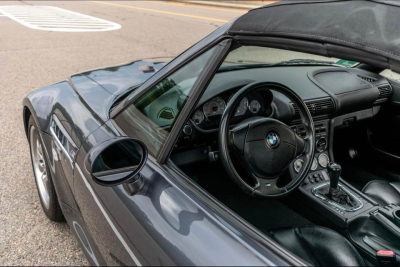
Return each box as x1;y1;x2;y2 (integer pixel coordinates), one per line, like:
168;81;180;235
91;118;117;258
311;182;364;212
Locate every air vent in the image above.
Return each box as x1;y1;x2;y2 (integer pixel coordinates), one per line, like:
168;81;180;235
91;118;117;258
53;123;65;145
377;85;392;100
50;116;77;161
314;99;335;115
159;108;175;120
357;75;378;83
292;98;334;118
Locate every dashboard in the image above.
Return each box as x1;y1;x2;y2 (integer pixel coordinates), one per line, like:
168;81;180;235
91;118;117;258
171;65;394;176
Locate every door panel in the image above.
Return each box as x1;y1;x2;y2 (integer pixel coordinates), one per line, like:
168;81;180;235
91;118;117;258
72;124;278;266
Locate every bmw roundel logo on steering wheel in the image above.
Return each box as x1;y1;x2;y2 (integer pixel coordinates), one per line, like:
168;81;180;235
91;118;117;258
266;132;280;148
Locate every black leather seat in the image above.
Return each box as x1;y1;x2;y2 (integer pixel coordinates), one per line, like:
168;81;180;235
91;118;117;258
268;226;365;266
363;180;400;207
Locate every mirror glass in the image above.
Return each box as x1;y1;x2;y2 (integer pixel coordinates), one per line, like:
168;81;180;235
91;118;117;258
92;139;144;183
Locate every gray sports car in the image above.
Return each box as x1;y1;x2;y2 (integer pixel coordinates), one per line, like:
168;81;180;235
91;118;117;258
23;0;400;266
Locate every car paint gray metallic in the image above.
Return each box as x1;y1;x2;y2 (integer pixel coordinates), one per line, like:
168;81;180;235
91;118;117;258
22;21;293;265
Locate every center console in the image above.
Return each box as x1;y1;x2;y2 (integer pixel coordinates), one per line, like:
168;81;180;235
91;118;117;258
295;119;400;266
299;162;400;265
299;164;375;229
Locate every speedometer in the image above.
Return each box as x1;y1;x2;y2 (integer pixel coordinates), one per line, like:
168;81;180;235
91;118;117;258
203;97;226;118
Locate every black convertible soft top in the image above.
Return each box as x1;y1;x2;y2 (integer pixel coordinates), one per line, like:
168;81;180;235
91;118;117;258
229;0;400;72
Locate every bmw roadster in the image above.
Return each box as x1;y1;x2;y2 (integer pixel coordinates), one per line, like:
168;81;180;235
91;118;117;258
23;0;400;266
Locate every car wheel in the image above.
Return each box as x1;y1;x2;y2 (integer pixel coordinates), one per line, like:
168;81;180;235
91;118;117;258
28;116;64;222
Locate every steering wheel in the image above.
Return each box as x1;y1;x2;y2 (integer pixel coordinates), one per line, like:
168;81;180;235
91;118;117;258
219;82;315;198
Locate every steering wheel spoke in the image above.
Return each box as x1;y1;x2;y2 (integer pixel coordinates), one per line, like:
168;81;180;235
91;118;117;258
230;124;249;156
253;176;284;196
295;134;306;156
219;81;315;198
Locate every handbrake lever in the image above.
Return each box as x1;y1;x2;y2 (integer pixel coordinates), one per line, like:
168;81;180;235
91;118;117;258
370;210;400;241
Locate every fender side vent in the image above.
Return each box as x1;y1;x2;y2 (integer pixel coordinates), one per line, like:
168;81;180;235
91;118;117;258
50;115;77;162
159;108;175;120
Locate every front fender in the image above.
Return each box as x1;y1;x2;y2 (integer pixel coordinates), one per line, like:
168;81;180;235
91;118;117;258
22;80;106;149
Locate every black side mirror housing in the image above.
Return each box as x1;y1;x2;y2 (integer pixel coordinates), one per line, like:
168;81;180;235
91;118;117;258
85;137;148;187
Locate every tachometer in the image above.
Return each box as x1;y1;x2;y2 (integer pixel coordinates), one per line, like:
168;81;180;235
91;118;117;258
249;100;261;114
229;96;249;117
203;97;226;118
192;110;204;124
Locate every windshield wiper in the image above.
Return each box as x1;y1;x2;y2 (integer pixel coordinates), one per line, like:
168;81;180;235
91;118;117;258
218;59;337;73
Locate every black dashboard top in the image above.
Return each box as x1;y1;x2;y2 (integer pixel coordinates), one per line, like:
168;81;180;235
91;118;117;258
191;66;390;130
143;65;391;135
199;66;332;107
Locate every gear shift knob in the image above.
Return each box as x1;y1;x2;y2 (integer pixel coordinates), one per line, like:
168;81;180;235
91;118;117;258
327;162;341;189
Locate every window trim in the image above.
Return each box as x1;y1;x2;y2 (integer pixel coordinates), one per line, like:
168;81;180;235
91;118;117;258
157;39;232;163
112;37;233;162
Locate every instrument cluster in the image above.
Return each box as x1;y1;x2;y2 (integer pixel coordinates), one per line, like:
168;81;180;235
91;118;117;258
191;91;265;126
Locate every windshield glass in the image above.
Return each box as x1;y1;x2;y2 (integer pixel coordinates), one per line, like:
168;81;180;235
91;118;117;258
222;46;358;68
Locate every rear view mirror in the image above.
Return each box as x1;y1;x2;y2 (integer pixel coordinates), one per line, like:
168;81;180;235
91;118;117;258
86;138;148;187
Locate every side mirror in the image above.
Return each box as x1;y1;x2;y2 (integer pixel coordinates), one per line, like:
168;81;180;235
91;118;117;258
85;138;148;187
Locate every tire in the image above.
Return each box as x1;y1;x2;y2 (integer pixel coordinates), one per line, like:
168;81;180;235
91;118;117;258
28;116;64;222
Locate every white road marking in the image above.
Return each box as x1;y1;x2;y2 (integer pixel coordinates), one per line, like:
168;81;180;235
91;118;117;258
0;6;121;32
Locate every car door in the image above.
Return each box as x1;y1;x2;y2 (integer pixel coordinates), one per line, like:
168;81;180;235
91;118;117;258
71;43;255;265
73;120;285;266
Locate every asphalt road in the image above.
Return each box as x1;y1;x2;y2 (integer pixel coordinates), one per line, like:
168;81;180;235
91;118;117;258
0;1;245;265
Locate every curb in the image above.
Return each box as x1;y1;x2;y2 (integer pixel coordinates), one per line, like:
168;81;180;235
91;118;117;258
171;1;268;10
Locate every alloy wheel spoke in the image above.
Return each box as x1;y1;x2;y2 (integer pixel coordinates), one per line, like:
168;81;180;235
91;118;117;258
37;143;44;160
41;173;49;190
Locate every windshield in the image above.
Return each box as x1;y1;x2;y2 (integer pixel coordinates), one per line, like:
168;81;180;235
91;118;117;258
221;46;358;68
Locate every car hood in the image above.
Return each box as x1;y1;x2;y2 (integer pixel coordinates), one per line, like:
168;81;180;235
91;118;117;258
69;57;172;120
